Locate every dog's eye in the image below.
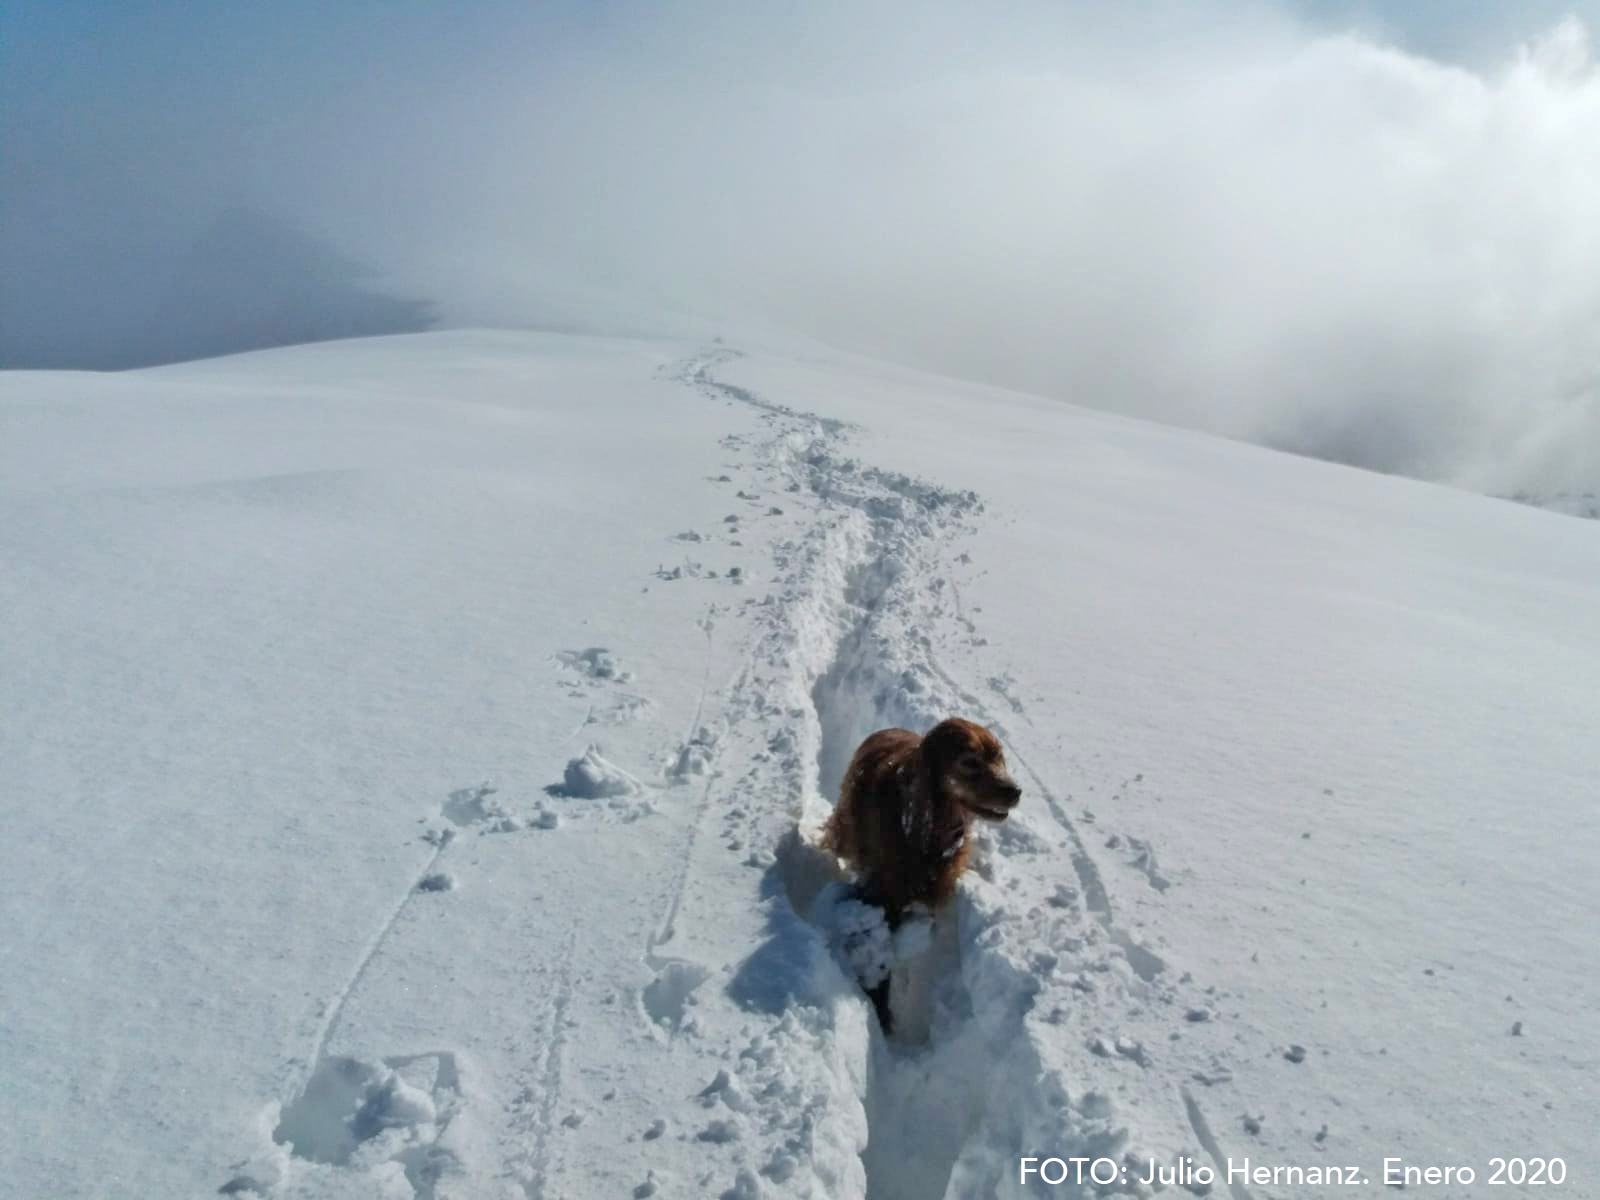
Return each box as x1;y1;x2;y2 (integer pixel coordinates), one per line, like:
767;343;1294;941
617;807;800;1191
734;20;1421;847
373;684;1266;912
957;754;982;773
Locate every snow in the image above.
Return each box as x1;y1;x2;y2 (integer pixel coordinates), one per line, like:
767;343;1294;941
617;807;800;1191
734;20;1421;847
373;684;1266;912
813;884;897;988
2;329;1596;1198
553;745;646;801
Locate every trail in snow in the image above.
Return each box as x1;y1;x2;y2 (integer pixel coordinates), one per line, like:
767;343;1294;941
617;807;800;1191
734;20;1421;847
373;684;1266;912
647;624;750;956
17;333;1594;1199
921;646;1169;981
676;351;1164;1197
677;349;1287;1199
674;350;1004;1195
228;342;1283;1198
509;927;578;1200
297;828;457;1088
225;791;485;1196
1182;1086;1255;1200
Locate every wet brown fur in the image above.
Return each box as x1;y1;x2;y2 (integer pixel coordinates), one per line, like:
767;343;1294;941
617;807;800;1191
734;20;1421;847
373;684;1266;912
820;717;1021;926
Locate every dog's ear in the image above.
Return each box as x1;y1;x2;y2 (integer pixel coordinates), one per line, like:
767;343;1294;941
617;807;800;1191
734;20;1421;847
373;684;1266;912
975;724;1005;764
920;718;965;768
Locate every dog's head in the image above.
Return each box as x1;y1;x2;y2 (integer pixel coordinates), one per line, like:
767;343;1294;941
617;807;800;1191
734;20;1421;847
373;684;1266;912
920;717;1021;821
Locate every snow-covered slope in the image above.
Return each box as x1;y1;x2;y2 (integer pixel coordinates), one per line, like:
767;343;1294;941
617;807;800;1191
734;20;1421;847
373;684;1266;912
2;332;1595;1199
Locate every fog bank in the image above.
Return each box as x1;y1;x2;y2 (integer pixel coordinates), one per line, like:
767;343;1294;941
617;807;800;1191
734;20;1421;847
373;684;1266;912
6;1;1600;497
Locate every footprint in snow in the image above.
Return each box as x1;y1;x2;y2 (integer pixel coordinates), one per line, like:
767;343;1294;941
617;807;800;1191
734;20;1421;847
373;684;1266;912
986;674;1025;714
585;692;653;726
655;560;741;583
1103;831;1171;892
640;959;711;1036
226;1052;463;1195
443;783;508;827
667;726;721;782
439;783;553;835
556;647;633;683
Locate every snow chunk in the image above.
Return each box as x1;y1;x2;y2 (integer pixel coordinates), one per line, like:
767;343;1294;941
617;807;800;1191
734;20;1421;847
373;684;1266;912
697;1118;742;1143
809;884;894;988
552;746;642;799
721;1168;762;1199
667;725;720;781
359;1071;437;1129
698;1068;752;1113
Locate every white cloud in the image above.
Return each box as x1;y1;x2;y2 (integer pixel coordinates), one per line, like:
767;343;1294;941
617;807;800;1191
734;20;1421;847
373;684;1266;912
8;1;1600;496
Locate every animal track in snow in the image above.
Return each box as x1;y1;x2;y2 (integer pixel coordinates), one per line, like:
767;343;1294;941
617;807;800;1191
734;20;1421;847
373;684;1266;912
252;1051;464;1198
438;783;552;836
986;673;1025;714
655;559;742;584
585;692;653;726
556;645;656;742
666;724;720;782
640;959;711;1036
1122;833;1172;892
228;787;489;1196
555;646;633;683
442;783;509;828
505;929;578;1200
976;734;1169;981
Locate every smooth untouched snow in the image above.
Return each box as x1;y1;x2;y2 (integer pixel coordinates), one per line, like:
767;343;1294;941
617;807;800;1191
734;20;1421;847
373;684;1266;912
2;330;1595;1199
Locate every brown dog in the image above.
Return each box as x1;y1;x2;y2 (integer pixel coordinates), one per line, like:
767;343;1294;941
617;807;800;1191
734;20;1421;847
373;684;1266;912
820;717;1021;1029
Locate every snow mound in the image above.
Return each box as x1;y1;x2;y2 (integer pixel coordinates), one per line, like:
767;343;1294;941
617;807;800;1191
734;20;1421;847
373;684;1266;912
550;745;642;799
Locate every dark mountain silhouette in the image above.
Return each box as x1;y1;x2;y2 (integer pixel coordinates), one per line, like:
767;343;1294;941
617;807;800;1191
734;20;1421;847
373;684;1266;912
1;208;433;370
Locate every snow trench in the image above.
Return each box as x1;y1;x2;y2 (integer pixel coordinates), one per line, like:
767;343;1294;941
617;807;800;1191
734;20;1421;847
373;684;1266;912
687;352;1156;1199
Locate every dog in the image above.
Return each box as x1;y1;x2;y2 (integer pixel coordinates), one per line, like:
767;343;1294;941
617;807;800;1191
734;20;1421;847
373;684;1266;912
820;717;1021;1030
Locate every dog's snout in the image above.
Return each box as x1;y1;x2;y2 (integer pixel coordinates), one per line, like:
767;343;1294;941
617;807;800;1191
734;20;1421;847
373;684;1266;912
998;779;1022;804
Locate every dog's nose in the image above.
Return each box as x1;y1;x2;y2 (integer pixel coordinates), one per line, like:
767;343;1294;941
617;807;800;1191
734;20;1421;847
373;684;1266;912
999;781;1022;804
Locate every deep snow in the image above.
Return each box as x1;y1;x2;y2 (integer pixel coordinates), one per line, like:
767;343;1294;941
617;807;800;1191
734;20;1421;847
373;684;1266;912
1;331;1595;1198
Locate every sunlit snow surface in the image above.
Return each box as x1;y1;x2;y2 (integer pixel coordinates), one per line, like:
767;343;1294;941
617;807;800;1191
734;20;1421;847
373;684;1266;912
2;331;1595;1198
